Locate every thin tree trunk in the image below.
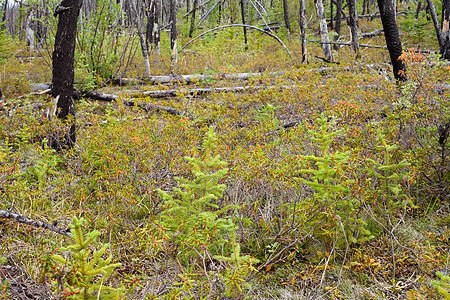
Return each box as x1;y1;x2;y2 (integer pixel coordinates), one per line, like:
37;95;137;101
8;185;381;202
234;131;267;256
51;0;83;149
330;0;334;30
334;0;342;49
129;0;151;77
154;0;161;54
377;0;407;81
441;0;450;59
415;1;422;18
189;0;197;37
283;0;292;39
426;0;443;51
315;0;332;61
170;0;178;62
146;0;155;50
348;0;360;54
240;0;248;50
299;0;308;63
26;9;35;50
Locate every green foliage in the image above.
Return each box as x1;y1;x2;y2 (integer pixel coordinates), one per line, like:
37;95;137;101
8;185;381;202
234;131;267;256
365;129;415;224
159;127;237;255
296;114;372;245
433;271;450;299
0;28;14;66
76;0;123;82
400;11;429;43
49;217;125;299
215;231;259;297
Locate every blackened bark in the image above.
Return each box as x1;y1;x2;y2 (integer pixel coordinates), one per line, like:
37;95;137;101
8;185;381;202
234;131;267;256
426;0;443;51
146;0;155;48
441;0;450;59
299;0;308;63
189;0;197;37
283;0;292;38
415;1;422;18
377;0;406;81
348;0;360;54
170;0;177;62
51;0;82;149
240;0;248;50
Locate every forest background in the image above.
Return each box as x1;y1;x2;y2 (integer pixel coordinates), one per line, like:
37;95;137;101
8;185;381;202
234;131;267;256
0;0;449;299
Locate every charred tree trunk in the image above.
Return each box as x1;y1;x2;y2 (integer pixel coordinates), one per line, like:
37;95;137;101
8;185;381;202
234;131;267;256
415;1;422;18
170;0;178;62
51;0;83;149
283;0;292;39
426;0;443;51
334;0;342;49
299;0;308;63
348;0;360;54
315;0;332;61
146;0;155;49
240;0;248;50
441;0;450;59
377;0;406;81
189;0;197;37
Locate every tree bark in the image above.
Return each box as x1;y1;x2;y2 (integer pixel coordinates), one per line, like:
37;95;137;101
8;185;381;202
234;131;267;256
377;0;406;81
415;1;422;18
240;0;248;50
315;0;333;61
426;0;443;51
282;0;292;39
170;0;178;62
441;0;450;59
51;0;82;150
348;0;360;54
299;0;308;63
154;0;161;55
189;0;197;37
146;0;155;49
334;0;342;49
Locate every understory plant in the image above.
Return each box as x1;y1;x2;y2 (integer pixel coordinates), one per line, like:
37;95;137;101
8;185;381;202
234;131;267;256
159;127;237;256
433;271;450;299
296;114;371;248
365;129;415;227
46;217;126;299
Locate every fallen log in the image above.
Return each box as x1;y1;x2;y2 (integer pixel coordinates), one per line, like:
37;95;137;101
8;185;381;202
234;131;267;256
110;72;283;86
123;100;194;119
0;210;72;237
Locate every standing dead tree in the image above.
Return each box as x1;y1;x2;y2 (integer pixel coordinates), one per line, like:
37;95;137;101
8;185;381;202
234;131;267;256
299;0;308;63
50;0;83;150
129;0;151;77
348;0;360;55
170;0;178;62
377;0;407;81
315;0;333;61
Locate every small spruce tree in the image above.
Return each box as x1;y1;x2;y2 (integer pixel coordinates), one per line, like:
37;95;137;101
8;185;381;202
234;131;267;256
159;127;237;255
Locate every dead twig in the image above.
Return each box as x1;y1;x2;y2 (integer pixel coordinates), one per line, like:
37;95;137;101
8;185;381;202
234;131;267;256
0;210;72;237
